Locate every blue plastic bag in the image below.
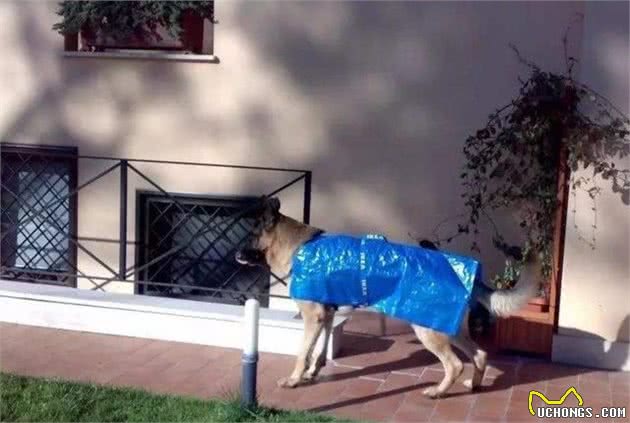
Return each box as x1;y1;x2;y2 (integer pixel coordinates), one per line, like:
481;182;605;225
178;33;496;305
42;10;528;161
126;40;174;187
289;234;482;336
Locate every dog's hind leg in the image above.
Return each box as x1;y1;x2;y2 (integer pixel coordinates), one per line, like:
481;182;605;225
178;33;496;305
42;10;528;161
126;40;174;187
451;334;487;390
304;307;335;381
278;301;326;388
413;325;463;398
450;313;487;390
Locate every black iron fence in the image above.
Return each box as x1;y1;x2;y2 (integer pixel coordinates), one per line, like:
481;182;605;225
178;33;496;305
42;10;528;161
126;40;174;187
0;143;311;306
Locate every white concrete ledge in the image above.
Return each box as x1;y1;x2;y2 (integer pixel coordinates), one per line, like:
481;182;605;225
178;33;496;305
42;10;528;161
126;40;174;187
552;333;630;371
62;51;220;63
0;280;347;359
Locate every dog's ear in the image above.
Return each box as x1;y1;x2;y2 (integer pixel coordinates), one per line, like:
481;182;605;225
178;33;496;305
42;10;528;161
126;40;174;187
259;196;280;212
266;197;280;213
262;197;281;229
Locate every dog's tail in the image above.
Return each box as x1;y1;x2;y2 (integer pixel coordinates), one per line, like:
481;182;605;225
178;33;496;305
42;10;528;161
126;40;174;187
477;254;542;317
417;238;541;317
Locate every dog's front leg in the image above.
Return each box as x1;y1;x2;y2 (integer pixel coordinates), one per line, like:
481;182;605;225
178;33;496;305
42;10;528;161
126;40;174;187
304;307;335;381
278;302;326;388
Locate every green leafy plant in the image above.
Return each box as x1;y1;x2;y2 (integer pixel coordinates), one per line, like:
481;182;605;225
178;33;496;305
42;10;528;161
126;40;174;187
52;1;214;42
417;28;630;294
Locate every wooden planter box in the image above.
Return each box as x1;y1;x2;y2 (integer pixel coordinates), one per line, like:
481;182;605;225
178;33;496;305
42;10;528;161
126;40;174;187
64;10;207;54
488;147;570;358
492;296;555;357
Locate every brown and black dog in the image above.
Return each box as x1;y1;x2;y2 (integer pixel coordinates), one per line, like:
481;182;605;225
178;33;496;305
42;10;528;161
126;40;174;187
236;197;541;398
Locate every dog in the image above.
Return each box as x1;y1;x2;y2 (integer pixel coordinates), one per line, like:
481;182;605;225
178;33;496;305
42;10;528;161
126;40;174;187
235;197;540;398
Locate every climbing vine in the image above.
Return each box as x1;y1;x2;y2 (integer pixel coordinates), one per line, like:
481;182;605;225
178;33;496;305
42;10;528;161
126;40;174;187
416;32;630;293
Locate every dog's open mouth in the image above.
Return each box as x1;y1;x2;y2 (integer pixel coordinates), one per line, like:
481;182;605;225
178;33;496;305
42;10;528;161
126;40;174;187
235;254;255;266
235;249;266;267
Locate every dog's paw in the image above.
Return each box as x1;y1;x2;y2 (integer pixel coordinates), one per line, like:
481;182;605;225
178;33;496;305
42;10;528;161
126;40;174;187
462;377;483;391
277;376;301;389
304;361;326;381
303;371;317;382
422;385;443;399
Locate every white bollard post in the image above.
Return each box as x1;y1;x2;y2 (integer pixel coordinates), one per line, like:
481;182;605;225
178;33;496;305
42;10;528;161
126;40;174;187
241;298;259;408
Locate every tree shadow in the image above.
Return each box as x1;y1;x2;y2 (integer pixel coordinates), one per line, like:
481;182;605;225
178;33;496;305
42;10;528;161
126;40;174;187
2;5;628;405
231;1;602;276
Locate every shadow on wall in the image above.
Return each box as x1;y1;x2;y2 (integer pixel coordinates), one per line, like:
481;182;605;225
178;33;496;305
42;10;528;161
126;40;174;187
553;315;629;371
559;315;630;347
4;1;629;281
232;0;594;274
1;1;194;160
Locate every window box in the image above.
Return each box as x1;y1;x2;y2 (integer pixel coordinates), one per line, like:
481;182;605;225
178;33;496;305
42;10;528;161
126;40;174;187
58;2;214;55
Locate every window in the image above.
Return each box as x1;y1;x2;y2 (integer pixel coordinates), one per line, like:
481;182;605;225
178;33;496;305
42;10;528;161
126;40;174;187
0;144;78;286
60;2;215;56
136;192;269;307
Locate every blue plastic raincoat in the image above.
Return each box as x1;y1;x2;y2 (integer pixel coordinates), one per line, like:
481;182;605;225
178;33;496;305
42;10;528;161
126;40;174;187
289;234;482;336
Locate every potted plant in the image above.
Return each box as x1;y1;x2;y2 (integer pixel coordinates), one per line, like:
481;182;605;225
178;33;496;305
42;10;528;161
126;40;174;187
52;1;215;54
416;33;629;356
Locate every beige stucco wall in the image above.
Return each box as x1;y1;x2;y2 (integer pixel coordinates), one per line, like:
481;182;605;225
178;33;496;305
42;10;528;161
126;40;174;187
557;1;630;345
6;0;626;345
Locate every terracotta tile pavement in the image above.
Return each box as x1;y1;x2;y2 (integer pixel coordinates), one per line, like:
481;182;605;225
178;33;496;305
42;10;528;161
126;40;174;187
1;313;629;422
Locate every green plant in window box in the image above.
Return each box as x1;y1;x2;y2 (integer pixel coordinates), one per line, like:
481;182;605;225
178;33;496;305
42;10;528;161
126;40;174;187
52;1;215;52
415;27;630;297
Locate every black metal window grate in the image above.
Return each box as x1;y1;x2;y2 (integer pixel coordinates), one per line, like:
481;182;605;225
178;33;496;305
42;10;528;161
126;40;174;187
137;193;270;307
1;146;77;285
0;144;311;302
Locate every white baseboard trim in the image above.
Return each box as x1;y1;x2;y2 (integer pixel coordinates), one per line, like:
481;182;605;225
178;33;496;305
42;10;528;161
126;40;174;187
552;333;630;371
0;280;347;359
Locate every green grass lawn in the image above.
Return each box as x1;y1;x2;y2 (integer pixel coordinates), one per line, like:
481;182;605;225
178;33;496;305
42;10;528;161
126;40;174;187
0;373;346;422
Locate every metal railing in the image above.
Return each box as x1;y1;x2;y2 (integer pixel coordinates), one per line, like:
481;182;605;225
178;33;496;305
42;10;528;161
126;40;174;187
0;144;311;305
